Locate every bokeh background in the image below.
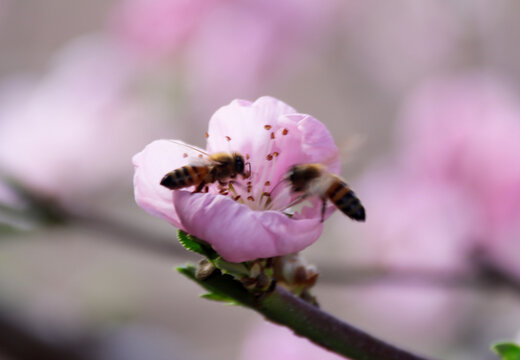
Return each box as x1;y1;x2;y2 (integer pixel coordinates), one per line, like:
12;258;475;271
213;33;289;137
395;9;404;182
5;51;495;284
1;1;520;359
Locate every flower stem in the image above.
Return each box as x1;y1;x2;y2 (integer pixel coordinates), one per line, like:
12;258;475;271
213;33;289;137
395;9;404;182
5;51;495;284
178;265;433;360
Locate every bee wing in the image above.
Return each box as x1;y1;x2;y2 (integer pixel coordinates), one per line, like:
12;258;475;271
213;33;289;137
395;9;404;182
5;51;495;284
166;140;214;166
336;134;365;169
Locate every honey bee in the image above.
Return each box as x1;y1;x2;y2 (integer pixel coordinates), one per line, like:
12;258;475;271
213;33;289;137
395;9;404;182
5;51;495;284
285;164;365;222
160;141;250;193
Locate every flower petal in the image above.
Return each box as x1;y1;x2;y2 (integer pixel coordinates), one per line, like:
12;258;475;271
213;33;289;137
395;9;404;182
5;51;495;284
173;190;323;262
133;139;206;228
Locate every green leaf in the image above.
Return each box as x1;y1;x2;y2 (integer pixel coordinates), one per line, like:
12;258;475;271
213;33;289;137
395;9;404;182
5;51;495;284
177;230;218;258
213;257;250;277
200;292;236;304
176;264;256;308
492;342;520;360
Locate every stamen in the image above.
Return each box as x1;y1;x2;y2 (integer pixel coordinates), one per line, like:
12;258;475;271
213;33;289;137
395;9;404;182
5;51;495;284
259;192;272;208
282;128;289;135
264;125;272;130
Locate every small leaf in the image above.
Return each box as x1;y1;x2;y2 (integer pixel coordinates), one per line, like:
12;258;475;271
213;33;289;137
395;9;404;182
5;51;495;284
492;342;520;360
213;257;250;277
201;292;236;304
177;230;218;258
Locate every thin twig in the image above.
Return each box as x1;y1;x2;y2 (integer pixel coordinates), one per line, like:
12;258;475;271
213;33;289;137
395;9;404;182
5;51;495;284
179;265;434;360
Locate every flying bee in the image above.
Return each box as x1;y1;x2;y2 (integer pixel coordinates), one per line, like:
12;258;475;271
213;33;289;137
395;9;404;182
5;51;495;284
160;140;251;193
283;163;365;223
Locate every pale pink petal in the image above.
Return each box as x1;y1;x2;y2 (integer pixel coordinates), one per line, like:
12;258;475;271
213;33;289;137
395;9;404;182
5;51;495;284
173;190;323;262
133;139;206;228
207;97;339;199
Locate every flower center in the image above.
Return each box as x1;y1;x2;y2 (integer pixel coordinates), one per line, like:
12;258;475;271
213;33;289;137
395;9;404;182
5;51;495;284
208;125;291;211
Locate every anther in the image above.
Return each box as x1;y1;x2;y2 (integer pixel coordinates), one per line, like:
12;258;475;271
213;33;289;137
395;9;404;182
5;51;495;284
264;125;272;130
282;128;289;135
183;153;188;158
264;181;271;186
246;154;250;160
247;196;255;201
198;154;203;158
270;132;275;139
234;195;242;201
225;136;231;141
205;132;209;138
266;154;273;161
273;152;279;157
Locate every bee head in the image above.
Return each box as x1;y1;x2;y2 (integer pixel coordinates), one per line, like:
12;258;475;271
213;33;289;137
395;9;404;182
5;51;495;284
287;164;321;192
233;153;245;174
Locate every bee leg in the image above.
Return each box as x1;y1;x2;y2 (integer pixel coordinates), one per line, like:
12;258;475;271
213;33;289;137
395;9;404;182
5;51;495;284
193;182;206;193
320;198;327;223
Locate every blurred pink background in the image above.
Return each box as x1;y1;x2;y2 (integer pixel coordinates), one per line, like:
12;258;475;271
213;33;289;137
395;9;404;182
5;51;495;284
1;1;520;359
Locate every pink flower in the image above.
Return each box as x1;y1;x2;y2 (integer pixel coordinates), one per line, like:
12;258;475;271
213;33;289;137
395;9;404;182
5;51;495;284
110;0;218;58
133;96;340;262
396;74;520;280
347;165;474;274
110;0;343;117
398;74;520;237
344;1;462;94
239;320;346;360
0;35;173;205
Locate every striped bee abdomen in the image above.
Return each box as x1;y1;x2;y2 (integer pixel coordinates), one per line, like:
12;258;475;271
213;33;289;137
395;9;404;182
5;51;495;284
160;166;207;190
327;181;366;221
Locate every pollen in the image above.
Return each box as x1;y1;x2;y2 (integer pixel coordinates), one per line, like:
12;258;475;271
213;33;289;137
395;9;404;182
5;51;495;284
282;128;289;135
225;136;231;142
266;154;273;161
270;132;275;139
264;125;272;130
273;152;279;157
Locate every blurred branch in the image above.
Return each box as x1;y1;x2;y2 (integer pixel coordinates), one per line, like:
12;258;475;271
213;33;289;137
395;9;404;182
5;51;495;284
5;180;520;294
318;264;520;296
0;305;88;360
179;265;433;360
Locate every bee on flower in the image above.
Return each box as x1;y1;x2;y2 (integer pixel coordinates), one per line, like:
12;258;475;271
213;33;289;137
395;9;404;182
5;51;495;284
133;96;358;262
